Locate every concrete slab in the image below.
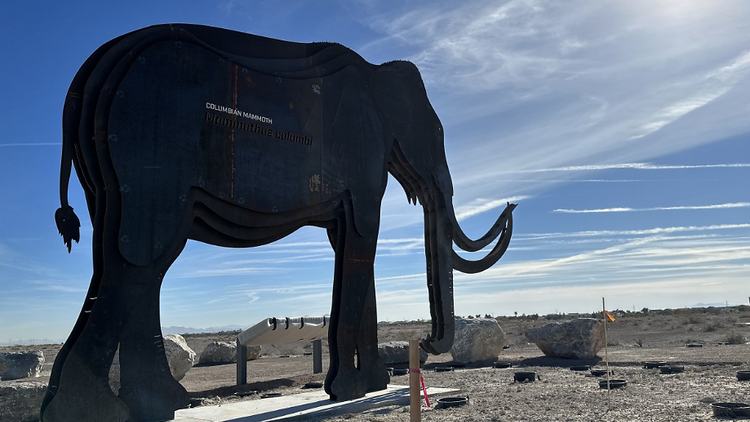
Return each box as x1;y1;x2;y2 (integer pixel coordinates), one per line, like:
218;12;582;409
173;385;459;421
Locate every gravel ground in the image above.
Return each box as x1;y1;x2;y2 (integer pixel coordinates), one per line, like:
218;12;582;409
3;310;749;421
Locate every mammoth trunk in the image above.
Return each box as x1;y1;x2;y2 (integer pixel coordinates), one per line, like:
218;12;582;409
420;197;455;355
388;143;515;355
420;187;515;354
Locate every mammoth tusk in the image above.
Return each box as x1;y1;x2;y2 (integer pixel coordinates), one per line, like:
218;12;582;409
451;211;513;274
449;202;516;252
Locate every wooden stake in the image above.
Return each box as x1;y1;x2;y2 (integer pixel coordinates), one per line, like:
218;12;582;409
409;339;421;422
602;298;611;411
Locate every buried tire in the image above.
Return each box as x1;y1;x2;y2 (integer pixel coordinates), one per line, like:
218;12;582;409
659;365;684;374
514;372;537;382
711;402;750;418
436;397;469;409
599;379;627;389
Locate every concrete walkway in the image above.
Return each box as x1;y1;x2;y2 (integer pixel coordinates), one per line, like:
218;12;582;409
173;385;459;421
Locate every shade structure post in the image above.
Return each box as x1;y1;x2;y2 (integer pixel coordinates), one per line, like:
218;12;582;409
236;338;247;385
313;338;323;374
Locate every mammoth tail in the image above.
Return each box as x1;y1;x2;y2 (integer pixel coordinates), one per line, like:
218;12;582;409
56;125;80;253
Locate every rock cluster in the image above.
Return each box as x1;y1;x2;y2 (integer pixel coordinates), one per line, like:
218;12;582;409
199;341;261;365
377;341;428;364
450;318;506;364
0;351;44;380
0;381;47;422
199;341;237;364
525;318;605;359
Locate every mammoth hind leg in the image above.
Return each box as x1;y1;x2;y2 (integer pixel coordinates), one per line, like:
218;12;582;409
118;277;189;422
42;279;142;422
43;202;130;422
118;241;190;422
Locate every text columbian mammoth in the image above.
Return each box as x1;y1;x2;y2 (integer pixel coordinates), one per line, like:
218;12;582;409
46;24;515;422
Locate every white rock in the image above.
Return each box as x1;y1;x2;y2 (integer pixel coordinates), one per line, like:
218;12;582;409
450;318;506;364
0;351;44;380
163;334;196;381
0;380;47;422
525;318;605;359
199;341;237;365
378;341;428;364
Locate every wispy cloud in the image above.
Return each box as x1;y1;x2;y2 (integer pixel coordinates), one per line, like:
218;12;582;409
506;162;750;174
555;202;750;214
351;0;750;201
631;49;750;139
454;195;529;221
173;267;280;278
458;233;750;289
359;0;580;92
518;223;750;241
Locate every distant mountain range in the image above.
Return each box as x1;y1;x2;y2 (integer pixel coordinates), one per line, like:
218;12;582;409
161;325;245;335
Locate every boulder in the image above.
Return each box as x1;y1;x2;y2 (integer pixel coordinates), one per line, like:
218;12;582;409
378;341;428;364
450;318;506;364
163;334;196;381
199;341;237;365
0;380;47;422
244;345;262;361
0;351;44;380
525;318;605;359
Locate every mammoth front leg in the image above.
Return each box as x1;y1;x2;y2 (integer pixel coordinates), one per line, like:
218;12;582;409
325;222;389;401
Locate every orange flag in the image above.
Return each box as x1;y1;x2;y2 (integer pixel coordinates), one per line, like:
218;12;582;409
603;310;615;322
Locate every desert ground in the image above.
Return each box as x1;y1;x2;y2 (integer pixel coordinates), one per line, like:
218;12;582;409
2;306;749;421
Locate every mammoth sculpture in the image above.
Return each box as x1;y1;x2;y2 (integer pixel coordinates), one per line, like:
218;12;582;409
45;24;515;422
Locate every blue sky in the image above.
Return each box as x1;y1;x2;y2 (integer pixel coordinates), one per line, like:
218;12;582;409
1;0;749;344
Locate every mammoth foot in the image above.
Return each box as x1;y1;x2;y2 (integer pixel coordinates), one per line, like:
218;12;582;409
326;363;389;402
363;358;390;394
326;367;369;401
42;356;129;422
119;373;190;422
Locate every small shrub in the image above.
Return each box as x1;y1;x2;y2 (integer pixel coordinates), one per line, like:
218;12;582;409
686;315;702;324
723;332;746;344
704;322;724;332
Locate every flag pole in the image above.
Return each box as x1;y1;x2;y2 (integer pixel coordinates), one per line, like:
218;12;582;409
602;297;611;411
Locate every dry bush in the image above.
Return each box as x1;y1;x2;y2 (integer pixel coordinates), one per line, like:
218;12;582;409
703;321;724;332
686;315;702;325
723;332;746;344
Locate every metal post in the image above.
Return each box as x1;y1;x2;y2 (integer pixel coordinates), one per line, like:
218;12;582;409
312;338;323;374
236;338;247;385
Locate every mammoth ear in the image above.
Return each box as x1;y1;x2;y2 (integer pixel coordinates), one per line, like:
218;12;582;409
371;66;411;139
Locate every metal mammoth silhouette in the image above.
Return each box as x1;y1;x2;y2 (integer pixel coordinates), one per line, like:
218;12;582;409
45;24;515;422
